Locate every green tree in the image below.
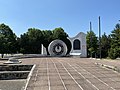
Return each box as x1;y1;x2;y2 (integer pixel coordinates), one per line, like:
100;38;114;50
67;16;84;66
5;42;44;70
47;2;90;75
86;30;98;57
19;27;71;55
108;23;120;59
52;27;71;55
19;28;43;54
42;30;53;54
0;23;17;58
27;28;43;54
52;27;68;39
101;33;111;58
19;33;29;54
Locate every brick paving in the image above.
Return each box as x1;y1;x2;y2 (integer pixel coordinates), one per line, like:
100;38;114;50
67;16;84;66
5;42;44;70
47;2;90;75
19;58;120;90
95;59;120;69
0;79;26;90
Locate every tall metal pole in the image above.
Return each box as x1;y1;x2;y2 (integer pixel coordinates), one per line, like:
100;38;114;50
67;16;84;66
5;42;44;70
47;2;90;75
90;22;92;43
90;22;92;32
99;16;101;59
90;22;92;58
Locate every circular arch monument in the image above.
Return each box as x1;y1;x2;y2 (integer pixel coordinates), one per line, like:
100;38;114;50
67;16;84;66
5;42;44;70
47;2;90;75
48;40;68;56
41;32;87;57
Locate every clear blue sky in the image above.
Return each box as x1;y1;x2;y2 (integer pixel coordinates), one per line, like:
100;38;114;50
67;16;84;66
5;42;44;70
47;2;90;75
0;0;120;37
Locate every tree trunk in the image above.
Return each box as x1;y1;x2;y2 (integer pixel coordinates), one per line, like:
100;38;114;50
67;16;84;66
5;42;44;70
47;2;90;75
1;54;4;58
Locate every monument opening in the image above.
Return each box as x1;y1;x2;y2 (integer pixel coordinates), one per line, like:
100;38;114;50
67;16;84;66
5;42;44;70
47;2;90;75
73;39;81;50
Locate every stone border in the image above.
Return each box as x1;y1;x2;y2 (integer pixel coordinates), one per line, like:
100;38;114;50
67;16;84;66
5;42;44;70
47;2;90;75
24;64;36;90
95;62;120;73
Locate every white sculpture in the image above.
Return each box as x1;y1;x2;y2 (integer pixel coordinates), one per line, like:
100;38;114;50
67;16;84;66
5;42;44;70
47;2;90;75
68;32;87;57
48;40;67;56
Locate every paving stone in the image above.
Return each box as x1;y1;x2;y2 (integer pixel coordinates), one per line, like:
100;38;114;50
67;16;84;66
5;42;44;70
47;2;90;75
50;85;65;90
4;57;120;90
66;84;82;90
34;85;48;90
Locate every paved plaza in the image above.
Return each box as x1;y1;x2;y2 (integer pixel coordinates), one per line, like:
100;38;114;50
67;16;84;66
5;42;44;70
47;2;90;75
0;79;26;90
1;57;120;90
20;58;120;90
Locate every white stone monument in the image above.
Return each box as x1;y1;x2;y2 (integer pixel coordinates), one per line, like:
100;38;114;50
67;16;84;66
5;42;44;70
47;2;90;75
41;44;47;55
41;32;87;57
48;40;67;56
68;32;87;57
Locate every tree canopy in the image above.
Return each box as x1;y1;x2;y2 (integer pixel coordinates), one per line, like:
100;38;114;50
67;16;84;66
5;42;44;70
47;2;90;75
86;30;98;57
108;23;120;59
0;23;120;59
19;28;43;54
0;23;17;57
18;27;71;55
52;27;71;55
101;33;111;58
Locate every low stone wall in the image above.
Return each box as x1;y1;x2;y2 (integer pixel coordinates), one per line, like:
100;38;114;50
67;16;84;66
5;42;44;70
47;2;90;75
0;71;29;80
0;65;33;71
0;65;33;80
